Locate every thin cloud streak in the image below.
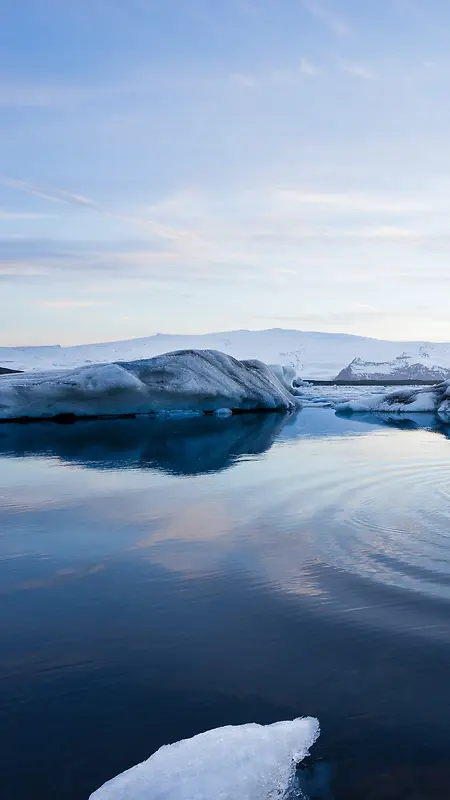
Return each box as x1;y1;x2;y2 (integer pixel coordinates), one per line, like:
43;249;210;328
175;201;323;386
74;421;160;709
0;210;53;220
38;299;110;309
0;176;207;251
340;61;375;80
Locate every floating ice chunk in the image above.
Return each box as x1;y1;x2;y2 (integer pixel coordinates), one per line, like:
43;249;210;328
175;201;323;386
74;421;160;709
0;349;301;421
89;717;320;800
213;407;233;417
336;382;446;415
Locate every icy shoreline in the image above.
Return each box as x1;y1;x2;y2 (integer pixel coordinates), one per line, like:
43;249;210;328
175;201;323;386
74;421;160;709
0;349;301;422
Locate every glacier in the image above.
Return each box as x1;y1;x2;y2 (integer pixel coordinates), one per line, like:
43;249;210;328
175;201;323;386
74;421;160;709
0;349;301;421
89;717;320;800
336;379;450;418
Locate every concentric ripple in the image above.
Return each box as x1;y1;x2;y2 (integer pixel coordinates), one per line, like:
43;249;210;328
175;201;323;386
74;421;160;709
273;429;450;602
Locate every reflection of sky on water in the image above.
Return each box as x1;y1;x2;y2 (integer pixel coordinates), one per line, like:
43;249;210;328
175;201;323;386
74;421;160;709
2;409;450;612
3;409;450;798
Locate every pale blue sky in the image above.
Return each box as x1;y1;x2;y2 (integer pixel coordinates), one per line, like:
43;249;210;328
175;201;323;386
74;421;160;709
2;0;450;345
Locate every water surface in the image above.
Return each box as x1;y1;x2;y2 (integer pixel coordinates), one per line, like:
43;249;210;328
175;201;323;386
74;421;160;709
1;409;450;799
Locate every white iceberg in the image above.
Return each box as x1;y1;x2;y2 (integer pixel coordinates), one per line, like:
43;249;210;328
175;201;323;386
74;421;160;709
89;717;320;800
336;380;450;417
0;349;301;421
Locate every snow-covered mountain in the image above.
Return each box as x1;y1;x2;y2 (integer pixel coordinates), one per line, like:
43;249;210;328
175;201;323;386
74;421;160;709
3;329;450;380
336;355;450;382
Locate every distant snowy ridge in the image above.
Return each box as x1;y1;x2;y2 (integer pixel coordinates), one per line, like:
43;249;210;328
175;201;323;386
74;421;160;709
0;349;301;421
337;379;450;418
89;717;320;800
336;354;450;382
4;328;450;379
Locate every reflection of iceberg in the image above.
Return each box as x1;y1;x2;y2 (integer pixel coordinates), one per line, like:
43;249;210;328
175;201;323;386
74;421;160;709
336;381;450;417
0;412;293;475
0;350;301;421
335;411;450;441
89;717;320;800
335;410;439;432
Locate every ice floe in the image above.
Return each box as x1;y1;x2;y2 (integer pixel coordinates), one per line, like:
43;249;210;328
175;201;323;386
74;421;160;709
336;381;450;417
89;717;320;800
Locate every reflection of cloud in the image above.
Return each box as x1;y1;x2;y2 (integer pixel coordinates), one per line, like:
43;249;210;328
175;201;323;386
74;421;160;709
131;500;233;574
2;563;104;594
0;490;67;515
127;493;327;597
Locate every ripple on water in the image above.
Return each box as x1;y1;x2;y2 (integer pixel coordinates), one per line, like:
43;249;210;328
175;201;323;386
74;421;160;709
279;430;450;603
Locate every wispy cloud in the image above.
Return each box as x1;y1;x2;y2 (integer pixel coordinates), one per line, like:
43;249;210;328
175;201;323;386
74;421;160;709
0;176;206;251
302;0;349;36
254;310;441;331
0;210;53;220
269;188;430;214
0;262;48;277
1;177;102;209
348;225;420;240
37;299;110;309
230;59;319;87
0;236;267;288
340;61;374;80
299;58;319;76
230;72;257;88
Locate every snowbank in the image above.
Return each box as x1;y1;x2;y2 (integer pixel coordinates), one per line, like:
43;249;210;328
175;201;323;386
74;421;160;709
89;717;320;800
0;349;301;421
336;380;450;417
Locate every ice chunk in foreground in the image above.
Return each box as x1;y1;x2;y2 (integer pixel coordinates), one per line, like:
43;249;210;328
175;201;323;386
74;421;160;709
336;381;449;416
0;349;301;421
89;717;320;800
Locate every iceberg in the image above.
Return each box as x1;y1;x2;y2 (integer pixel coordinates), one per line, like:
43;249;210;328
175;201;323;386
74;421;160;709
336;380;450;417
89;717;320;800
0;349;301;421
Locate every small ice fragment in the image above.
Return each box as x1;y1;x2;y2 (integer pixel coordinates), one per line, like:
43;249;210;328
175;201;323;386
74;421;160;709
214;407;233;417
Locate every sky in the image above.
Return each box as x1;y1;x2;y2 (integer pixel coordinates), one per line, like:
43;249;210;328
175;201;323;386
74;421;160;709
2;0;450;346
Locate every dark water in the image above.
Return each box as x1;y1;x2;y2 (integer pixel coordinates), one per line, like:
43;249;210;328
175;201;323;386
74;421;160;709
1;409;450;799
